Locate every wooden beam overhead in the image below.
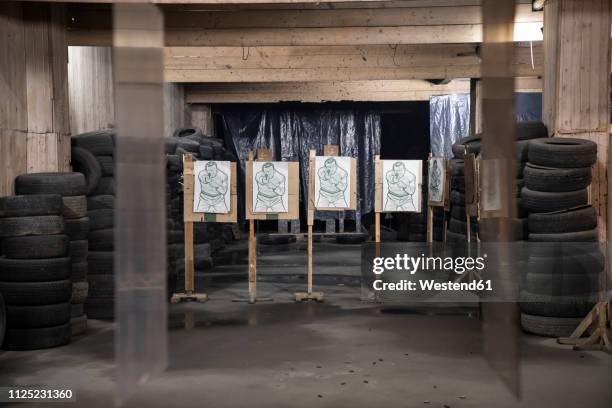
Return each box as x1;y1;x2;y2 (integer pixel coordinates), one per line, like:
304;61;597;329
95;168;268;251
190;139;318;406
66;3;543;46
164;43;542;82
184;76;540;103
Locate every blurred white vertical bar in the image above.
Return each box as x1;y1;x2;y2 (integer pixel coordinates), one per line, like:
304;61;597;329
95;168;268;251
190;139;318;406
480;0;520;398
113;3;167;406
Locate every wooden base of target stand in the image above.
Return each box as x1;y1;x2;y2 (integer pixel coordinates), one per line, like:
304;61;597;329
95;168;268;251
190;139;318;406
558;302;612;354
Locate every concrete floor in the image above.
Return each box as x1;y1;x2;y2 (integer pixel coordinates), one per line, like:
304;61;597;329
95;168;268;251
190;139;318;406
1;241;611;407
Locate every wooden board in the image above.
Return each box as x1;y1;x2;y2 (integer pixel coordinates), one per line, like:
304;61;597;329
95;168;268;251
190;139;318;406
183;156;238;223
166;43;543;82
246;160;300;220
463;153;478;217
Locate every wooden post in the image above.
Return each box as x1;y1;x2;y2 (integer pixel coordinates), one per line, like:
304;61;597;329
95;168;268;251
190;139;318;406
294;149;323;302
374;155;382;244
184;220;195;294
248;218;256;302
558;301;612;355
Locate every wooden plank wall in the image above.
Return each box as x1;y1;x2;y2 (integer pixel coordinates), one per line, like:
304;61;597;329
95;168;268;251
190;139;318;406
0;3;70;196
68;46;115;134
163;82;189;137
543;0;611;240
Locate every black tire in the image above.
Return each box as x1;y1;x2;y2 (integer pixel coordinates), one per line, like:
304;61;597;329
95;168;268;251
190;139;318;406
88;209;114;231
450;190;465;206
71;303;84;318
0;194;63;218
167;230;183;244
88;275;114;297
87;195;114;210
71;262;88;282
446;230;466;243
5;303;70;329
0;257;71;282
526;249;604;274
336;233;368;244
451;177;465;193
3;323;71;350
516;140;531;163
71;129;115;155
520;187;588;213
166;155;183;172
88;251;114;275
0;293;5;347
0;215;64;238
173;127;203;139
519;291;596;318
528;138;597;168
449;159;464;176
450;205;466;221
528;206;597;234
0;280;72;306
165;138;178;154
516;121;548;140
521;313;582;338
523;271;601;296
69;240;88;263
92;177;115;196
71;147;102;195
449;218;478;235
97;155;114;176
452;140;481;158
85;297;114;320
1;234;69;259
528;228;599;242
62;195;87;219
199;145;214;160
524;164;592;192
64;217;90;240
71;314;87;336
258;234;297;245
71;282;89;304
173;137;200;153
89;229;114;251
15;172;87;197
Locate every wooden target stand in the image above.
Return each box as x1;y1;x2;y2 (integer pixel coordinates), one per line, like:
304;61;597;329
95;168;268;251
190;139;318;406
171;154;238;303
425;154;450;244
455;152;481;284
558;301;612;354
235;149;300;304
294;145;357;302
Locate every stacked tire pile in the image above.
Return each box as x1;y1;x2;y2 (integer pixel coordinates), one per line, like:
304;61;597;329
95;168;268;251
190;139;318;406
520;137;601;337
71;129;116;319
447;138;479;243
15;173;90;336
0;194;72;350
448;122;548;242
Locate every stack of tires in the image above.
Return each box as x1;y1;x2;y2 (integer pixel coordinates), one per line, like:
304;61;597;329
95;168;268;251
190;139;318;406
0;194;72;350
448;139;479;243
15;173;89;336
71;130;116;320
520;137;600;337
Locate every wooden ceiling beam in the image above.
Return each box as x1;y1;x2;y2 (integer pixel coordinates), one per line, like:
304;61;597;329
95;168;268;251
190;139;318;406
164;43;543;82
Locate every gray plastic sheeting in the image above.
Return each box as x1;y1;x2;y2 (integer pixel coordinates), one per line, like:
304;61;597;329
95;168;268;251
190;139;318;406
429;94;471;158
219;107;381;220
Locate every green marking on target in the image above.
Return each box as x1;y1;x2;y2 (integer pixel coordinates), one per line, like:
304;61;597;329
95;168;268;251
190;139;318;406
204;213;217;222
266;214;279;220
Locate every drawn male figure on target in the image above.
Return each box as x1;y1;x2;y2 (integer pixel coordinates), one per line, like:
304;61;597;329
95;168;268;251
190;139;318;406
317;157;349;208
196;161;229;213
385;161;417;211
254;162;287;212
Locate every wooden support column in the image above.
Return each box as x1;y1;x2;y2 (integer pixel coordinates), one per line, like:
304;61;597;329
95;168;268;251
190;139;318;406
543;0;611;240
0;3;70;196
190;104;214;136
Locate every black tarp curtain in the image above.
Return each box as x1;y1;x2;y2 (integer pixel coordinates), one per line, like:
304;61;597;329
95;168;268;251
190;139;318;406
217;105;381;224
